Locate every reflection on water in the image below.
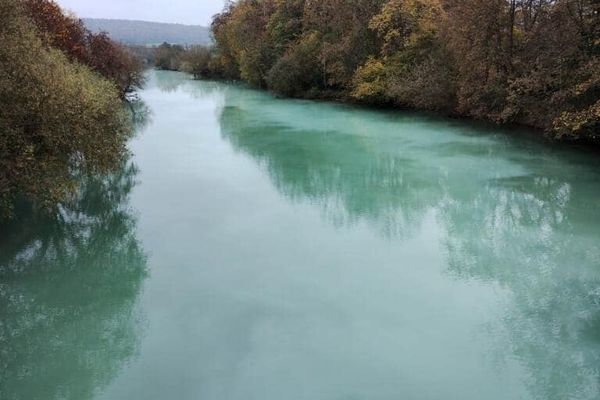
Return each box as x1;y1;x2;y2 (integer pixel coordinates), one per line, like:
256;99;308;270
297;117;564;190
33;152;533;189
220;105;442;238
153;70;189;93
216;82;600;400
441;175;600;400
0;161;148;400
3;70;600;400
127;99;153;133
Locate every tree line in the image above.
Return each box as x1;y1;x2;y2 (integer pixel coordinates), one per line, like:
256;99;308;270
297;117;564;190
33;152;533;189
0;0;144;218
170;0;599;141
149;43;213;79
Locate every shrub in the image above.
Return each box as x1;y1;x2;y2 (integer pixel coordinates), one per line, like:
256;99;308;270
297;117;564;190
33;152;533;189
266;32;323;97
0;0;131;217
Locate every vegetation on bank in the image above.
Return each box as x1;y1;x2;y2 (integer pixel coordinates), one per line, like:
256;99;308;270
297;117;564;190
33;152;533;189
0;0;144;217
167;0;599;141
153;43;215;79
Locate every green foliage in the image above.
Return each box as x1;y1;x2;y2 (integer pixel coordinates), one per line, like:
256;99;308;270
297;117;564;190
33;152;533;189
352;57;389;103
266;32;323;97
267;0;305;54
0;0;132;217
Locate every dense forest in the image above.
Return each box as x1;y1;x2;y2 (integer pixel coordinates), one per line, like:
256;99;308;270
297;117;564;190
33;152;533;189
0;0;144;217
83;19;211;46
171;0;599;141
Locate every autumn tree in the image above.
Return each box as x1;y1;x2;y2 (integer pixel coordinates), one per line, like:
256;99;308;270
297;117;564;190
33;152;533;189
206;0;598;140
0;0;133;216
23;0;145;99
303;0;383;90
87;32;145;97
266;31;324;96
267;0;306;54
154;42;186;70
352;0;456;110
179;46;215;79
23;0;88;62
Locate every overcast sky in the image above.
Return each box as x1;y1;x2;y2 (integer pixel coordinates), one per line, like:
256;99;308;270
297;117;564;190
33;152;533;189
56;0;226;26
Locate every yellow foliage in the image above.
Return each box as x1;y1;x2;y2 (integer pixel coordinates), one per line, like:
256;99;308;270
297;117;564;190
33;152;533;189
553;100;600;140
0;0;130;216
369;0;443;55
352;58;388;102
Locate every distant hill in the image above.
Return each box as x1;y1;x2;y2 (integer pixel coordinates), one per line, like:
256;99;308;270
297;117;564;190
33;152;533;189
83;18;211;46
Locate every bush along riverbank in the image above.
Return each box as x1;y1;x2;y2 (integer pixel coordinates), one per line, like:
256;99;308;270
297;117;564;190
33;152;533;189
0;0;145;218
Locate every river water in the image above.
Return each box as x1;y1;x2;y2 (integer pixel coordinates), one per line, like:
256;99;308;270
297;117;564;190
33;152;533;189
2;70;600;400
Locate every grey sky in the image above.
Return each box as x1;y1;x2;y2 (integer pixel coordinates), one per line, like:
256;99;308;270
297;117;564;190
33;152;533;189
56;0;226;26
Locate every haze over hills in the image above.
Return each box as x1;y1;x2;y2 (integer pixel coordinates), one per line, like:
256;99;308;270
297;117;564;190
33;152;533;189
83;18;211;46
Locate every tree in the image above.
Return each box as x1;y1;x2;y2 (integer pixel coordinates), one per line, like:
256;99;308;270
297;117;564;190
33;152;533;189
267;0;306;54
443;0;512;120
23;0;145;99
214;0;278;87
87;32;146;98
0;0;132;217
303;0;383;89
154;42;186;70
23;0;89;63
205;0;599;141
352;0;456;111
266;31;324;96
179;46;214;79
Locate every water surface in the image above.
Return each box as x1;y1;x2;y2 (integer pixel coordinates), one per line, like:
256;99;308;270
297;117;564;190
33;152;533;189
2;70;600;400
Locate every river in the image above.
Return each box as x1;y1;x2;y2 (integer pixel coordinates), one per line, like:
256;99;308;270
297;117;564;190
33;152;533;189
2;70;600;400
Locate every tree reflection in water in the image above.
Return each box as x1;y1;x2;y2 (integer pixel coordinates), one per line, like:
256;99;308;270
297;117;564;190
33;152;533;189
440;173;600;400
217;86;600;400
220;104;443;238
127;98;153;133
0;160;148;400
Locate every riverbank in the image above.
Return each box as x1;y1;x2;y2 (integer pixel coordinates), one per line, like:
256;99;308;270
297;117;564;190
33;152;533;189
181;70;600;151
198;0;599;143
0;0;144;218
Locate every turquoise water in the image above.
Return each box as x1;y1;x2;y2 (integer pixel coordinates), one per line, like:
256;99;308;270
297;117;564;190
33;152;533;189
2;70;600;400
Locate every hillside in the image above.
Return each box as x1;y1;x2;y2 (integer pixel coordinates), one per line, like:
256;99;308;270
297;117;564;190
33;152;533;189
83;18;211;46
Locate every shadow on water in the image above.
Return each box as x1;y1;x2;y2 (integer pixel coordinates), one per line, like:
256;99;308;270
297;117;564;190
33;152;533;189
0;158;148;399
214;82;600;400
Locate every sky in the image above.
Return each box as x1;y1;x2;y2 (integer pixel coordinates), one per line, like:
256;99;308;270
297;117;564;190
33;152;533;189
55;0;226;26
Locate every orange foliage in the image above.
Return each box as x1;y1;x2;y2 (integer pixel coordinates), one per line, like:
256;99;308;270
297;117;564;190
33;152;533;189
23;0;88;62
23;0;144;97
